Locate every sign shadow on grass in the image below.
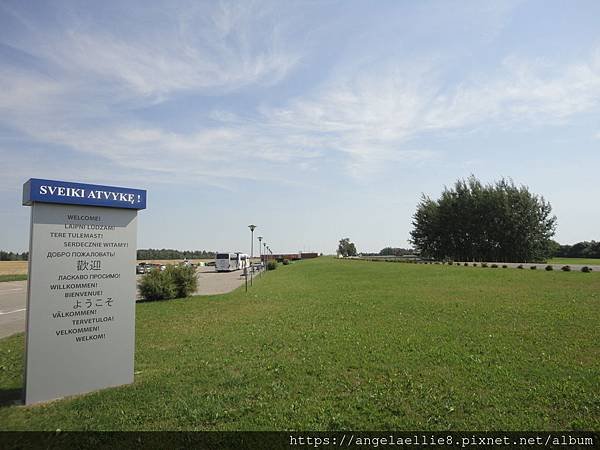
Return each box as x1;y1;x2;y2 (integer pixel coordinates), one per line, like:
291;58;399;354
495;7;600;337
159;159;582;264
0;387;22;407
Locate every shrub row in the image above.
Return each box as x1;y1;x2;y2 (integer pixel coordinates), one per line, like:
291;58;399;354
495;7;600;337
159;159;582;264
360;258;594;273
434;261;592;273
455;263;592;272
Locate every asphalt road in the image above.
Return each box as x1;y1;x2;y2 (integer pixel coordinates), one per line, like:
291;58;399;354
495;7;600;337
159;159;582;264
0;266;258;339
0;281;28;339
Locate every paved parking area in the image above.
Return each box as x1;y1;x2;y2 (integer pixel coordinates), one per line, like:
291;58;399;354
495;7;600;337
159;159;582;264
193;265;260;295
0;281;28;339
0;266;260;339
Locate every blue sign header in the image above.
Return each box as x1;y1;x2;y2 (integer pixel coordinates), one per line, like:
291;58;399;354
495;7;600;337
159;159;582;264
23;179;146;210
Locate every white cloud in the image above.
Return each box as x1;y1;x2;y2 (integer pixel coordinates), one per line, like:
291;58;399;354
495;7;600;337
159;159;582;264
46;28;299;101
4;48;600;186
0;67;65;115
425;52;600;128
0;2;310;187
2;2;600;188
255;49;600;176
1;1;301;103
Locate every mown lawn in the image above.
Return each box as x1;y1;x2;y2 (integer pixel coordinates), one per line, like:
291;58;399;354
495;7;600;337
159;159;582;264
547;257;600;266
0;258;598;430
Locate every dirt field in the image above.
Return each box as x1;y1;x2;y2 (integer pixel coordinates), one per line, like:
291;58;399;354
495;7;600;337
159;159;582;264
0;261;28;275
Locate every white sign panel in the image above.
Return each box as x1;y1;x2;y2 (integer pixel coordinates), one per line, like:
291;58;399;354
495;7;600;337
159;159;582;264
23;179;146;405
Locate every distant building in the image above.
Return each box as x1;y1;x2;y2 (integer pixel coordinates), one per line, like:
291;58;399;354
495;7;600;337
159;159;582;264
261;252;319;262
262;253;299;262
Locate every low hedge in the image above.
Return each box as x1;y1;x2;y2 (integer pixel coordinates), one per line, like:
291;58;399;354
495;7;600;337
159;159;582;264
138;265;197;301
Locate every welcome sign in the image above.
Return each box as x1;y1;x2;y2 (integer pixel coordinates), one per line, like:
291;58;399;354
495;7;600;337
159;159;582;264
23;178;146;209
22;179;146;405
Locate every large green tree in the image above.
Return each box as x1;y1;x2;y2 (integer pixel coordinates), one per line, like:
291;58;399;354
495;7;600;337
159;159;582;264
410;176;556;262
338;238;357;257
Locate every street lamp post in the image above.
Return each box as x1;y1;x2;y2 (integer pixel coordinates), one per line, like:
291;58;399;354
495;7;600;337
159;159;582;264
248;225;256;287
268;246;273;270
263;242;267;271
257;236;263;276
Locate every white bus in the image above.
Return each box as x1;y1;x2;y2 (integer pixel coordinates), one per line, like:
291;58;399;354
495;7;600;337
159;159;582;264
215;252;249;272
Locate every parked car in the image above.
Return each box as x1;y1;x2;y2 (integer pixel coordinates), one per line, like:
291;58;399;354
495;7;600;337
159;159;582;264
147;263;166;272
137;262;164;274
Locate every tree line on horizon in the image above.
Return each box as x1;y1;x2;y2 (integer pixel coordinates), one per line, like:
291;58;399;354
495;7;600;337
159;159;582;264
0;251;28;261
551;241;600;259
0;249;217;261
358;247;415;257
5;241;598;262
137;249;216;260
370;243;600;260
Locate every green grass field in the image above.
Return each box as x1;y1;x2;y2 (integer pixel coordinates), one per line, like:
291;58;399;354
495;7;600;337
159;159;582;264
0;258;598;430
547;257;600;266
0;274;27;283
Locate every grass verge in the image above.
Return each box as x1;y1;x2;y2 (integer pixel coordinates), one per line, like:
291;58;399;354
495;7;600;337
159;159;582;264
0;274;27;283
547;258;600;266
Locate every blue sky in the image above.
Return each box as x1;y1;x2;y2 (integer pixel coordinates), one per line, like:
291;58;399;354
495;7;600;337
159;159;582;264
1;1;599;254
